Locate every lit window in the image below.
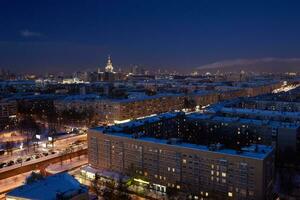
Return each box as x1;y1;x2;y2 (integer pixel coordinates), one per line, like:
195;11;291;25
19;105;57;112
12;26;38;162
182;159;187;164
168;167;171;171
176;185;180;189
172;168;175;172
211;170;214;175
216;171;219;176
211;164;214;169
222;172;226;177
228;192;233;197
205;192;208;197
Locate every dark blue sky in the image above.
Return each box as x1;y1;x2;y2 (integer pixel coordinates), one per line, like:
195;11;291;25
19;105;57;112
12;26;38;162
1;0;300;73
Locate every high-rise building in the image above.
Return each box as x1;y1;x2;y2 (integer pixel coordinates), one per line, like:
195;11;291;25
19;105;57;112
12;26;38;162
105;55;114;73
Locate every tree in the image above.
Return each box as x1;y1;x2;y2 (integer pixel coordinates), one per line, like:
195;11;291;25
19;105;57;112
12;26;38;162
25;171;44;184
145;89;157;96
91;173;132;200
5;141;14;156
183;98;196;110
91;173;101;198
166;187;179;200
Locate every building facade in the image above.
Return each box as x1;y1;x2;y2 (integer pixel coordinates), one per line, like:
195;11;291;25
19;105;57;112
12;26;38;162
88;116;275;200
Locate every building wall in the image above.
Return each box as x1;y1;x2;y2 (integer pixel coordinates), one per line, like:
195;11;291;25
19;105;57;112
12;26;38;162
88;130;275;200
55;95;186;124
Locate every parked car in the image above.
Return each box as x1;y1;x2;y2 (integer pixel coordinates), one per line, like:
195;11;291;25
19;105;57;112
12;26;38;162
0;162;7;168
0;149;5;155
42;152;49;156
7;160;14;166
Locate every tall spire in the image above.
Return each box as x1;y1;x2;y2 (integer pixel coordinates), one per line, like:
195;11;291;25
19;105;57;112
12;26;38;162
105;55;114;72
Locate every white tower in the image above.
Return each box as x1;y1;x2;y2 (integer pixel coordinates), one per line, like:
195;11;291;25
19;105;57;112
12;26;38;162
105;56;114;72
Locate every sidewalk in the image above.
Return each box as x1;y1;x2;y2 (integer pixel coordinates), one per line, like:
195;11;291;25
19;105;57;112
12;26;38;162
45;156;88;174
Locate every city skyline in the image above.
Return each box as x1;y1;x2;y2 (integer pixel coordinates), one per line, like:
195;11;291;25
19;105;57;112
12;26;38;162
1;1;300;199
1;0;300;73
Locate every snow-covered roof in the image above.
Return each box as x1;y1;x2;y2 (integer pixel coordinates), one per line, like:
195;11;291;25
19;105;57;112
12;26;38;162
100;132;273;160
7;173;87;200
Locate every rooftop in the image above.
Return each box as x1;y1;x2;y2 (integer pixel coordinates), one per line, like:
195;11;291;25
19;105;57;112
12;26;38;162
221;107;300;119
6;173;87;200
92;131;273;160
187;112;299;128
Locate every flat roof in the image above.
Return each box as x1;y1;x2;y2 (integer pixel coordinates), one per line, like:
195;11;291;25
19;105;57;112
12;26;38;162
221;107;300;119
91;129;273;160
187;113;299;128
7;173;87;200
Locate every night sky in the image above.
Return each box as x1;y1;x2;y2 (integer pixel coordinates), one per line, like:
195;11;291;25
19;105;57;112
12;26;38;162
1;0;300;74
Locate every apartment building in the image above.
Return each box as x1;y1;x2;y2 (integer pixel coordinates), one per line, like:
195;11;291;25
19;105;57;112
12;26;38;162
0;99;17;128
186;113;300;156
55;93;186;124
0;100;17;120
88;113;275;200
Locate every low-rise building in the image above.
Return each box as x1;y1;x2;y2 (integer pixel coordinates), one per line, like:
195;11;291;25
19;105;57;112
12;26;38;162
6;173;88;200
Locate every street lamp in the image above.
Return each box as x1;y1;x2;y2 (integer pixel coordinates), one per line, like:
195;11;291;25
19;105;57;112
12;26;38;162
35;134;41;151
48;136;54;148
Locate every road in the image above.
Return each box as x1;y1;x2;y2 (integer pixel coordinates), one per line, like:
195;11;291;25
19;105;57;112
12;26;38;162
45;155;88;174
0;134;86;164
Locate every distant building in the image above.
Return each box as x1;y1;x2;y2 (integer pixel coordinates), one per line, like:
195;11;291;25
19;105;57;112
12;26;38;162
6;173;88;200
0;99;17;128
105;56;114;73
97;56;124;82
54;93;187;124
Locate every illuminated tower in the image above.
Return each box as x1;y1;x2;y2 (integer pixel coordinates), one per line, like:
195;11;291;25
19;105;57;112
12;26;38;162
105;56;114;73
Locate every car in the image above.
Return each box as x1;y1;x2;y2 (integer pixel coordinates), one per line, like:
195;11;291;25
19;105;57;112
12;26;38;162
42;152;48;156
0;162;7;168
16;158;23;163
7;160;14;166
36;153;43;157
25;157;31;162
